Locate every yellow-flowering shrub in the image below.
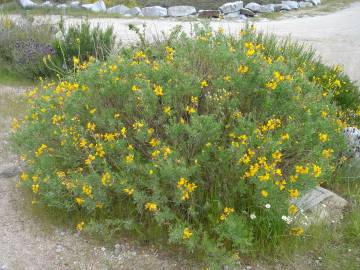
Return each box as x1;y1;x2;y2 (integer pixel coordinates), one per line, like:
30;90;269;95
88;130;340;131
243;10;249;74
11;25;359;267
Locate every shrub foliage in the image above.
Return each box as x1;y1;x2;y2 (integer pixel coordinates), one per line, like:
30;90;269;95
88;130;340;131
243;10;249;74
11;25;359;267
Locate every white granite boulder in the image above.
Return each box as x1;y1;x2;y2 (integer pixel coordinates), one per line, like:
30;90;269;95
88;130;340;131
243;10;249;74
344;127;360;159
167;5;196;17
107;4;129;14
293;186;348;227
299;1;313;8
56;3;68;9
70;1;81;8
281;1;299;9
124;7;142;16
306;0;321;5
244;2;273;13
41;1;53;7
261;4;275;12
219;1;243;14
82;0;106;12
141;6;167;17
18;0;37;9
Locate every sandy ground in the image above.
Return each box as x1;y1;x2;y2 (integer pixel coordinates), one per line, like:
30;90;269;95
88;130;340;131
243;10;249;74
1;4;360;270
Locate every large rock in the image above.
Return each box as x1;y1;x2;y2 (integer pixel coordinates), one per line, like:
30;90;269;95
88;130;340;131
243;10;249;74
219;1;243;14
344;127;360;158
244;2;273;13
293;187;348;227
198;10;221;18
41;1;53;8
306;0;321;5
240;7;255;16
167;5;196;17
18;0;37;9
70;1;81;8
141;6;167;17
56;3;68;9
82;0;106;12
124;7;142;16
299;2;313;8
281;1;299;9
261;4;275;12
277;3;291;11
107;4;129;14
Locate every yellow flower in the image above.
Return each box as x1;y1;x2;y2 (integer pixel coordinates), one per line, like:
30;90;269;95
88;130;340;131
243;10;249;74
288;204;298;215
89;108;96;114
35;144;48;157
201;80;208;88
149;138;160;147
223;75;231;81
76;221;85;231
32;184;39;193
132;85;140;92
261;190;269;198
238;65;249;74
319;133;328;142
322;148;334;158
101;172;111;186
125;154;134;163
114;113;120;119
82;185;92;197
312;164;321;178
272;150;282;161
163;106;172;115
86;122;96;132
290;226;304;236
295;165;309;174
186;106;196;114
75;197;85;205
79;138;87;148
289;189;299;198
265;80;277;90
73;56;80;65
123;188;134;196
85;154;95;165
183;227;192;239
20;172;28;181
153;84;164;96
145;202;158;212
281;133;290;141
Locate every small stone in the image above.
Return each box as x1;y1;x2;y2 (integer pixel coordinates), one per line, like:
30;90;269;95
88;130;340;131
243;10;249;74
141;6;167;17
0;165;20;178
167;6;196;17
198;10;221;18
107;4;129;14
